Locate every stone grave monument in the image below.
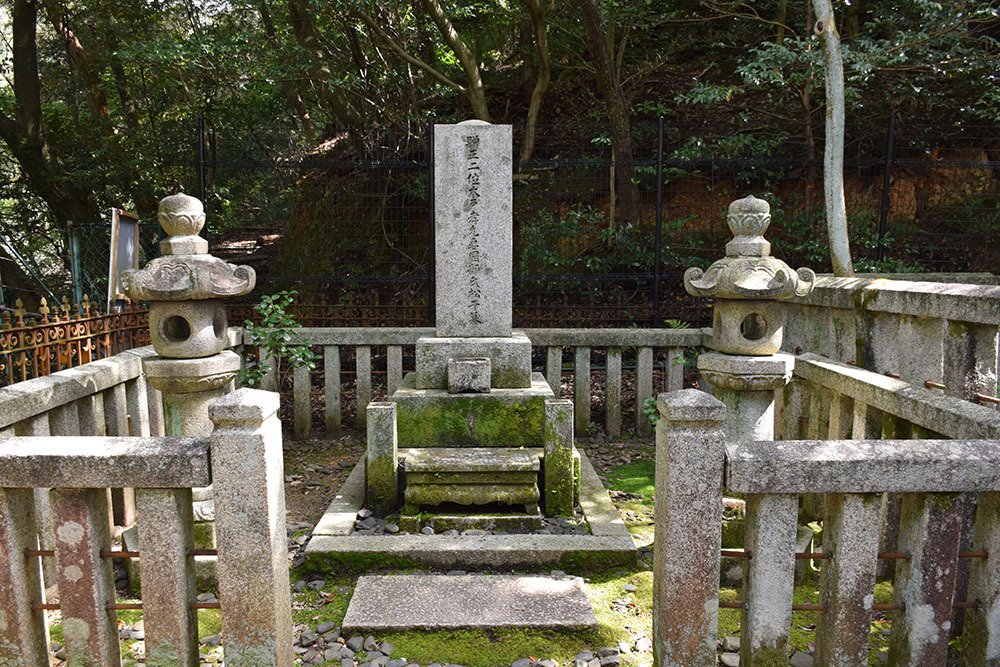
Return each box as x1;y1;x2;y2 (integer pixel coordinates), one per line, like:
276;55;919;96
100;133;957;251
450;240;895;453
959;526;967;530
366;121;578;531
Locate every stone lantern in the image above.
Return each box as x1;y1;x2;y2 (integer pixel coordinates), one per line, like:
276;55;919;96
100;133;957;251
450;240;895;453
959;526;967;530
121;193;255;524
684;195;814;440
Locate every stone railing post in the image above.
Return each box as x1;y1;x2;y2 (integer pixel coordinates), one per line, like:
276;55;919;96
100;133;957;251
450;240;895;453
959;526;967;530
0;488;48;664
653;389;726;667
209;389;293;666
544;398;575;517
366;402;398;516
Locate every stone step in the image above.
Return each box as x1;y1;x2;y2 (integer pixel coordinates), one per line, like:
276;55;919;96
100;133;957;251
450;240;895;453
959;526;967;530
341;574;597;632
403;447;541;473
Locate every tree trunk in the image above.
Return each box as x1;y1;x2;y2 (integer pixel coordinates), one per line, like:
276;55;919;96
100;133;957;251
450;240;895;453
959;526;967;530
260;0;316;140
519;0;550;163
813;0;854;276
286;0;362;127
418;0;490;121
576;0;640;222
2;0;101;227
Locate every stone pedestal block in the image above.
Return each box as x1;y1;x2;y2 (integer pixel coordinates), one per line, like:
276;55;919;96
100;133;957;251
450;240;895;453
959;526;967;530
448;357;491;394
366;402;399;516
391;372;553;448
415;332;532;389
698;352;794;441
144;351;241;438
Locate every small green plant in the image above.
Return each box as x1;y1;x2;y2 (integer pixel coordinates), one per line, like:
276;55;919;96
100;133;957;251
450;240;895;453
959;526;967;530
641;396;659;427
238;290;316;389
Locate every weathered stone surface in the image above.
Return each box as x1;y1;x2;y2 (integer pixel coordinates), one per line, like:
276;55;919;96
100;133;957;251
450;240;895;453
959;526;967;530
208;389;293;666
795;353;1000;440
392;372;552;448
887;492;966;665
653;390;726;667
740;494;797;666
342;575;596;631
544;399;575;517
148;299;231;359
605;348;621;437
313;460;366;536
815;493;881;667
147;352;240;442
51;488;121;665
964;491;1000;665
447;357;491;394
366;402;398;516
684;196;815;355
416;333;531;389
726;438;1000;493
434;122;512;338
307;532;636;571
0;349;144;429
0;435;210;487
574;347;591;434
136;488;199;666
636;347;654;439
294;363;311;439
788;276;1000;326
712;299;785;356
402;448;541;511
0;488;48;665
396;513;543;533
405;447;540;473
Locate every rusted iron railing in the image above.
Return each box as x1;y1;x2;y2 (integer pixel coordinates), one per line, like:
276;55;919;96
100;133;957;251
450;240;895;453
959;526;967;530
0;296;150;386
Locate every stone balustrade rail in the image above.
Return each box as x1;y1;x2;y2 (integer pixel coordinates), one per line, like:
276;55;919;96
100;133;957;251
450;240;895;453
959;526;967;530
655;387;1000;667
0;389;292;666
248;327;706;441
782;276;1000;408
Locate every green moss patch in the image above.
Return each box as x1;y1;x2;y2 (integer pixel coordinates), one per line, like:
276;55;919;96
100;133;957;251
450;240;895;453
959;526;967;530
605;460;655;499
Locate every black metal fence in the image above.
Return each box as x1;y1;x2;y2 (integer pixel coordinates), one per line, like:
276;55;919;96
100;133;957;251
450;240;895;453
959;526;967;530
67;117;1000;328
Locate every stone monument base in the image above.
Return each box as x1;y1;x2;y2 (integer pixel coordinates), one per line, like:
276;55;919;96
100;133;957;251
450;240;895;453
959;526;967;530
415;332;532;389
391;372;554;448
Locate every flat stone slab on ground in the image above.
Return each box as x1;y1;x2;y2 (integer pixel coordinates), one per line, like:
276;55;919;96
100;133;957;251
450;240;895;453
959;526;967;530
342;574;597;632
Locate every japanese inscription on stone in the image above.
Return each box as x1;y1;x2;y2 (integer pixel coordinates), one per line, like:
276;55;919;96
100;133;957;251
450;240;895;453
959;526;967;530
434;121;512;338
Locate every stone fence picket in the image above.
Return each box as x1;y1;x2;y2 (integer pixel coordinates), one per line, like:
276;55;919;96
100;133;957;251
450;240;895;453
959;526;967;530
654;388;1000;667
0;388;292;666
250;326;704;441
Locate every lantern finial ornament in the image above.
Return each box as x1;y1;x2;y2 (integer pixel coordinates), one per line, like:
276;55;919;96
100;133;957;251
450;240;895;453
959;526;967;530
120;193;255;358
684;196;815;355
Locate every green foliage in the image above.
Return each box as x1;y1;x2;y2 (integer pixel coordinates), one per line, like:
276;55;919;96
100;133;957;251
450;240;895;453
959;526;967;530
641;396;659;427
238;291;316;389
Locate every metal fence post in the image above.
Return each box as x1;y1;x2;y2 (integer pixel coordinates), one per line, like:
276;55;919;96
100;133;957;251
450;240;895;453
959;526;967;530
652;116;664;327
877;113;896;262
67;221;83;306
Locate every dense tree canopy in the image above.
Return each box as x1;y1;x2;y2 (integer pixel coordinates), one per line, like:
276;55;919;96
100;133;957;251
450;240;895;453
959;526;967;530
0;0;996;297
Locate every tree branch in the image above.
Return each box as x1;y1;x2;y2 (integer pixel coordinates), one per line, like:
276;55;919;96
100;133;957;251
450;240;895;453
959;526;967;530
356;10;466;94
